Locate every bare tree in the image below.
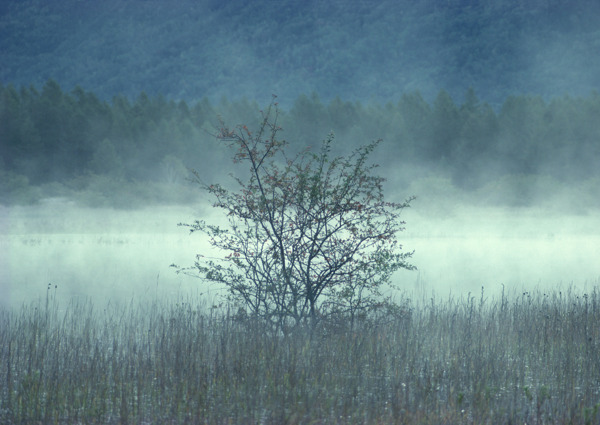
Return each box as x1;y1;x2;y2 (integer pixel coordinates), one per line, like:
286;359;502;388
178;98;415;332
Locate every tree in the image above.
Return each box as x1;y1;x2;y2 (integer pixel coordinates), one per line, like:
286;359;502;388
428;89;461;162
178;98;415;333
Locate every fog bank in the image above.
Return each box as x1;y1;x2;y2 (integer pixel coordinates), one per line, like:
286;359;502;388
1;198;599;309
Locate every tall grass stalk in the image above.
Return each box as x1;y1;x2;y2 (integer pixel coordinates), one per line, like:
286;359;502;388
1;286;599;424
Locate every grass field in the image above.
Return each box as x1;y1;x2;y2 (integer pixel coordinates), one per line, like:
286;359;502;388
1;286;599;424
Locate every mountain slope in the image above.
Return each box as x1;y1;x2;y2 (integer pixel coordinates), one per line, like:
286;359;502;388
1;0;599;105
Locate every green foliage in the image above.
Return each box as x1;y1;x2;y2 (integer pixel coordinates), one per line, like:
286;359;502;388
1;81;600;208
0;169;41;204
89;138;123;176
178;100;415;332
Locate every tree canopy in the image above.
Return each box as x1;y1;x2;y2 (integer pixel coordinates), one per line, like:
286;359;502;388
178;100;415;332
1;81;599;208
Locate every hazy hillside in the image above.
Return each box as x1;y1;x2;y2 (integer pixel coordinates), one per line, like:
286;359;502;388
1;0;599;106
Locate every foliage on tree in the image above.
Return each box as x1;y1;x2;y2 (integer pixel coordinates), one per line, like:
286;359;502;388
178;100;415;332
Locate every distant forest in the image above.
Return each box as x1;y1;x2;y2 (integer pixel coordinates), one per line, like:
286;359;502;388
1;80;599;208
2;0;599;209
1;0;599;105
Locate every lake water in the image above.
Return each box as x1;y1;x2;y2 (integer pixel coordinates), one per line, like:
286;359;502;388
2;198;599;309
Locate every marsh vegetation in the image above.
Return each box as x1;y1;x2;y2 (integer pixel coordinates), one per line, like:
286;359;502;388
1;287;599;424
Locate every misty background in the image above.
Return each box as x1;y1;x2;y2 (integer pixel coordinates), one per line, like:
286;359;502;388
1;0;599;308
2;0;600;105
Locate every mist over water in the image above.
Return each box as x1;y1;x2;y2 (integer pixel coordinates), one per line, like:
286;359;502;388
403;205;600;298
1;199;206;309
2;197;598;310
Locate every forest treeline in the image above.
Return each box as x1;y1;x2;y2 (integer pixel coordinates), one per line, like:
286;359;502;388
1;80;600;207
